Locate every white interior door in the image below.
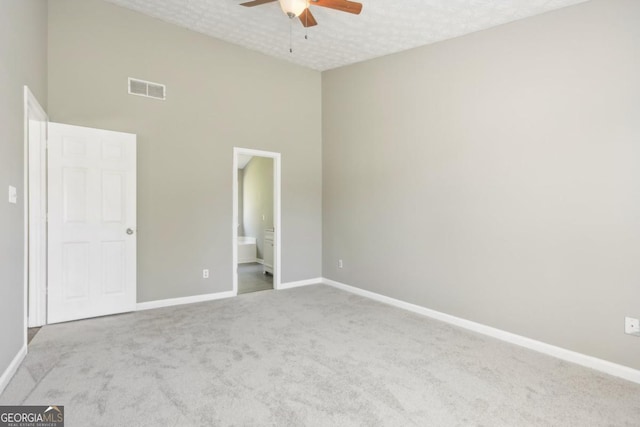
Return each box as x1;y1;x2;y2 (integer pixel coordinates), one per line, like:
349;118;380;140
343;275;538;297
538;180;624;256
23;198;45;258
47;123;136;324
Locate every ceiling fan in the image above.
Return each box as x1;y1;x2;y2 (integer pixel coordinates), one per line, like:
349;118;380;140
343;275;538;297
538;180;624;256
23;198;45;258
239;0;363;28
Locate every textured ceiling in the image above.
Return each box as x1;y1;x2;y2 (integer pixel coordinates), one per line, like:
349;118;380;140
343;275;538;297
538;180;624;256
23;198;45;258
103;0;590;71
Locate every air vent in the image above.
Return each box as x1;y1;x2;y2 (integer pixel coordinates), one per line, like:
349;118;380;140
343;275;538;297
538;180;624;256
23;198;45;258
128;77;166;100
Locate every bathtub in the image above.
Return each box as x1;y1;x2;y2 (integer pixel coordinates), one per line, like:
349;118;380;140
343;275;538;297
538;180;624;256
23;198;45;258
237;236;257;264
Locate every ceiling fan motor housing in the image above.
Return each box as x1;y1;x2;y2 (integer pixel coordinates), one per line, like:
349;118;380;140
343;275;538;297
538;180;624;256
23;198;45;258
279;0;308;18
240;0;362;28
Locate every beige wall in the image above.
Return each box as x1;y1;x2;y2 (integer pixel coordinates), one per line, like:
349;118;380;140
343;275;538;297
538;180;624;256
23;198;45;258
0;0;48;383
47;0;322;302
241;157;274;259
322;0;640;370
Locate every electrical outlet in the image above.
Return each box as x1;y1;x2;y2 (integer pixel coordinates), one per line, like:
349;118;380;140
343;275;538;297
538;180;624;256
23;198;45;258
625;317;640;336
338;259;343;269
203;269;209;279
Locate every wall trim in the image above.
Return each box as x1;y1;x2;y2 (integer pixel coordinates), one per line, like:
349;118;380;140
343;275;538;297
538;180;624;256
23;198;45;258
24;86;49;333
0;345;27;395
278;277;323;290
136;291;235;311
238;258;258;264
322;278;640;385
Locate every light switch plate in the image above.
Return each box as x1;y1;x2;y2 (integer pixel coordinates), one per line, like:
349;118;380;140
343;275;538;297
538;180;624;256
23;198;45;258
8;186;17;204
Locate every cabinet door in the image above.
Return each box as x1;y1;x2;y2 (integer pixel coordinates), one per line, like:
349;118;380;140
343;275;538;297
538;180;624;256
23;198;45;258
263;234;274;274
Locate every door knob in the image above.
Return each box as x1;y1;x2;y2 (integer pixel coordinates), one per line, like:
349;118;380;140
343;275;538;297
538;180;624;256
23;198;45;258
126;228;134;235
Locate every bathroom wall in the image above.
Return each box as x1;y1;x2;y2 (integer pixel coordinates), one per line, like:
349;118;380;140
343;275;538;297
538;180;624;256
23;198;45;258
242;157;274;260
237;169;244;237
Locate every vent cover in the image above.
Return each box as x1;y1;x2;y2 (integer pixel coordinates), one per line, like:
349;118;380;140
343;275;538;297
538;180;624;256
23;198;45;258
128;77;166;100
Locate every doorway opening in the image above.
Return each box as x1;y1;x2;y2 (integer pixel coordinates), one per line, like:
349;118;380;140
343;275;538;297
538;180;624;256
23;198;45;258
23;89;138;336
24;86;48;344
232;148;281;295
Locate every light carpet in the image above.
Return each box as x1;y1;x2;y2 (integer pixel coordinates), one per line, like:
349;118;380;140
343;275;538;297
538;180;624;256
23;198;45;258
1;284;639;426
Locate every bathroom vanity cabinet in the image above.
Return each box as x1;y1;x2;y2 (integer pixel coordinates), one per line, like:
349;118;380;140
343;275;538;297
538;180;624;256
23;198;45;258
263;229;274;275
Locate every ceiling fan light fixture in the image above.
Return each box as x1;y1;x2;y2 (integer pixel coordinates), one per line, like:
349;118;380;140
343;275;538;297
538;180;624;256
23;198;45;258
279;0;308;18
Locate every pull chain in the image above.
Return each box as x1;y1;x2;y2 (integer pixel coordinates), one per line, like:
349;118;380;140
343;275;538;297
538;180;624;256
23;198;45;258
289;19;293;53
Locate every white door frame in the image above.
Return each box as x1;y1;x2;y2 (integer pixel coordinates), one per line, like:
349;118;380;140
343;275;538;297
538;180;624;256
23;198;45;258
23;86;48;332
232;147;281;294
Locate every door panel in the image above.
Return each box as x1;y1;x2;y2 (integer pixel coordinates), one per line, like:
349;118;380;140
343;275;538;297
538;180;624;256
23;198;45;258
102;172;125;222
48;123;136;324
62;242;90;300
102;241;126;294
63;168;88;222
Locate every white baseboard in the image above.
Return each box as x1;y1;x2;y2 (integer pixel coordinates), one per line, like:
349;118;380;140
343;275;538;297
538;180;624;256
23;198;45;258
278;277;323;290
0;344;27;395
322;278;640;385
137;290;236;311
256;259;264;265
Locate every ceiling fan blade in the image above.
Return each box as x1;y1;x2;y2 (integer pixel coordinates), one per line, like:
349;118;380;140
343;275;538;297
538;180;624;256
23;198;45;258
299;8;318;27
311;0;362;15
240;0;277;7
